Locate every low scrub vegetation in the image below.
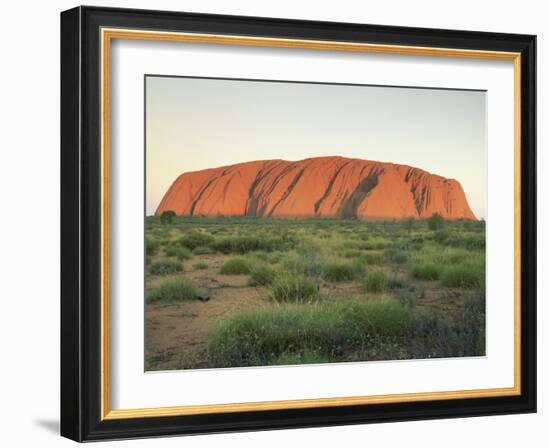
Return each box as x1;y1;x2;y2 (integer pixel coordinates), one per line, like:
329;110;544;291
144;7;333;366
144;216;486;371
364;271;388;293
410;262;441;280
146;278;204;303
220;257;251;275
149;259;183;276
165;246;192;260
207;298;410;367
270;273;319;303
248;264;276;286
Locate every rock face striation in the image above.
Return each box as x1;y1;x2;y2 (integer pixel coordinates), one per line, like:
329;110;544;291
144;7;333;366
156;156;477;220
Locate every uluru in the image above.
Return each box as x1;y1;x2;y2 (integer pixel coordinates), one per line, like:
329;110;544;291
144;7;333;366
155;156;477;220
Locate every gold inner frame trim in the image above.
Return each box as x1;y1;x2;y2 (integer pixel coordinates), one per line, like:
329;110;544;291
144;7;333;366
100;27;522;421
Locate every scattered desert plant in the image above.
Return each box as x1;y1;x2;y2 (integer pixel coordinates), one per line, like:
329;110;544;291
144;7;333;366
364;271;388;293
270;273;319;303
146;278;204;303
193;261;209;270
248;263;276;286
220;257;251;275
159;210;176;225
149;259;183;276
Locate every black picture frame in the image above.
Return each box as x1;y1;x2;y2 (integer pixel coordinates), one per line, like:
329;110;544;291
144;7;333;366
61;5;536;442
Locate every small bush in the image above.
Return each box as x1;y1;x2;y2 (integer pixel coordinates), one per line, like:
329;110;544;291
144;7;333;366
211;235;286;254
358;252;384;265
388;275;410;290
281;251;323;278
193;261;208;270
428;213;445;231
165;246;192;260
220;257;251;275
192;246;215;255
441;259;485;289
248;264;276;286
322;261;360;282
410;262;441;280
179;232;214;250
149;259;183;276
160;210;176;225
146;238;159;256
364;271;388;293
270;273;319;303
384;248;409;264
146;278;203;303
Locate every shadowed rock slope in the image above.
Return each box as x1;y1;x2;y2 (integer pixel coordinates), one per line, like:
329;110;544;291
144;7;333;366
156;156;477;220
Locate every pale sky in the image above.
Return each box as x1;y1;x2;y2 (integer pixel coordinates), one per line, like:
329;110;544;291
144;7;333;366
146;76;486;218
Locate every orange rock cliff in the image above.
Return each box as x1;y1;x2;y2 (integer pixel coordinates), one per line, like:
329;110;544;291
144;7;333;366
155;156;477;220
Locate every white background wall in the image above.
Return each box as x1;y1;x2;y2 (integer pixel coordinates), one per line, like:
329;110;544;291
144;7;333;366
0;0;546;446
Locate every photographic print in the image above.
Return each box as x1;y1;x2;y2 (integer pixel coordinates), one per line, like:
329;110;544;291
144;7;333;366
145;75;487;371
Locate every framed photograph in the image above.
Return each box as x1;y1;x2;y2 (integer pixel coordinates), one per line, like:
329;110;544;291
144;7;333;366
60;6;536;442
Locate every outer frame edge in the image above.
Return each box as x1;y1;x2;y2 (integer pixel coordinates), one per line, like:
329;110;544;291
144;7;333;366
63;6;537;442
60;5;84;443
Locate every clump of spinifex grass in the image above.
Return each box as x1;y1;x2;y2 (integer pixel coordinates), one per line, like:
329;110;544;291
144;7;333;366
364;271;388;293
358;252;385;265
146;278;205;303
146;237;159;256
210;235;286;254
207;298;410;367
322;260;362;282
193;261;208;270
149;259;183;276
220;257;251;275
165;246;192;260
384;248;409;264
179;232;214;250
270;272;319;303
410;262;441;281
248;263;276;286
440;257;485;289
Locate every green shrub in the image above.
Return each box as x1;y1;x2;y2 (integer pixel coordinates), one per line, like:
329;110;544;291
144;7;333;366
388;276;410;290
220;257;251;275
428;213;445;231
149;259;183;276
322;261;360;282
207;298;410;367
160;210;176;225
384;248;409;264
280;251;323;278
410;262;441;280
146;238;159;256
193;261;208;270
441;259;485;289
446;234;485;250
211;235;285;254
358;252;384;265
248;264;276;286
364;271;388;293
403;217;415;232
192;246;215;255
270;273;319;303
179;232;214;250
165;246;192;260
146;278;204;303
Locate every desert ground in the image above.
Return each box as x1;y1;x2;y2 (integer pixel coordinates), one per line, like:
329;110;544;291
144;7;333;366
145;216;485;371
